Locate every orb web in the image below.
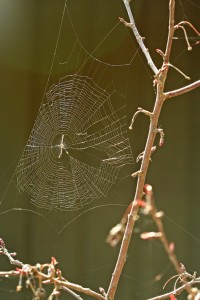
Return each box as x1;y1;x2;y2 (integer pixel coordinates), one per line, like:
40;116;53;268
0;0;138;222
15;72;133;210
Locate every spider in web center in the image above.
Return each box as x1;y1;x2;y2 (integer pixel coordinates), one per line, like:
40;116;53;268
58;134;69;159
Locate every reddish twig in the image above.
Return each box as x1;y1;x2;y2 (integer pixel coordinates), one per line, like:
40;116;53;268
107;1;200;299
0;238;23;268
107;2;175;299
0;238;106;300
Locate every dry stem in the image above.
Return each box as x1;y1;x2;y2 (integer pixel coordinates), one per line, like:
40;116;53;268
107;0;200;299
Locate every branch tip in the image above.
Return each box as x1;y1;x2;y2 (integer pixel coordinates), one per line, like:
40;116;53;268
131;170;143;178
165;79;200;99
118;17;132;28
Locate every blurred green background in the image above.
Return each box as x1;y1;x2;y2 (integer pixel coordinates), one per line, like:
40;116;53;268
0;0;200;299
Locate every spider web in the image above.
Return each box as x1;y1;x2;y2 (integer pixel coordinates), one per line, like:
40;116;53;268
15;72;133;210
0;1;200;299
0;0;138;227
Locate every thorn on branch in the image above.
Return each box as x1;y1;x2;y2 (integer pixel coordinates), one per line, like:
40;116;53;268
156;49;165;59
136;152;144;163
118;17;133;28
131;170;143;178
167;63;191;80
155;128;165;147
99;287;107;298
178;25;192;51
136;146;156;163
129;107;152;130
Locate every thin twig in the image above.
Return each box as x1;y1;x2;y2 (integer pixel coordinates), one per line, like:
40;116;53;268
0;270;20;277
148;279;200;300
121;0;158;75
177;21;200;37
164;0;175;64
0;239;23;268
167;63;191;80
55;279;105;300
60;286;84;300
165;80;200;99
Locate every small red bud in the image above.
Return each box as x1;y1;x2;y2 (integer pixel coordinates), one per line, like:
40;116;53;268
51;257;58;265
169;242;175;253
0;239;5;248
135;199;146;207
169;294;177;300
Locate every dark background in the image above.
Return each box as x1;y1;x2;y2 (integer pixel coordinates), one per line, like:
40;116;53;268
0;0;200;299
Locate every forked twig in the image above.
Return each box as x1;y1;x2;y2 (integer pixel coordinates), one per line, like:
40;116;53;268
0;239;106;300
107;1;200;299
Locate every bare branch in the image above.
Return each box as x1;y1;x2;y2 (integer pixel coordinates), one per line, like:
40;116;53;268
107;1;177;299
0;238;23;268
121;0;158;75
164;0;175;64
